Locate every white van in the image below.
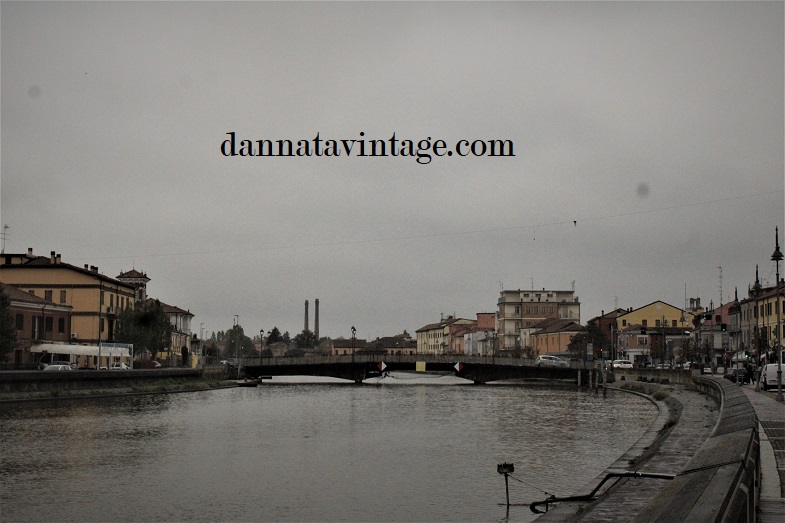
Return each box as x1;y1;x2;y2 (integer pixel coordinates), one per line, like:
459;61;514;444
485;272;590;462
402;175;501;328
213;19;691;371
760;364;781;391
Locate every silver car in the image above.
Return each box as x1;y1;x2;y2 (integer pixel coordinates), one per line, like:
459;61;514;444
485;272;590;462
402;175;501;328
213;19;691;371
535;355;568;367
43;364;73;371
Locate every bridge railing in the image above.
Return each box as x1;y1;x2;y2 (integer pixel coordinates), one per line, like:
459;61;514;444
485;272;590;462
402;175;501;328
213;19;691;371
246;354;549;367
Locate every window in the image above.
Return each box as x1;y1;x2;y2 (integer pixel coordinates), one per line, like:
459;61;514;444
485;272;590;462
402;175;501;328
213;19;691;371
60;290;66;303
100;291;105;306
58;318;65;334
110;294;114;308
100;318;105;333
638;336;648;345
622;319;627;326
45;317;53;332
514;305;520;314
28;290;35;296
15;314;23;331
655;319;661;327
642;319;648;327
44;290;52;301
672;320;677;327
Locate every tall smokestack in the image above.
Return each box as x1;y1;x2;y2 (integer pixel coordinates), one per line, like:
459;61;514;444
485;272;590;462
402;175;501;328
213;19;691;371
315;299;319;339
304;300;309;332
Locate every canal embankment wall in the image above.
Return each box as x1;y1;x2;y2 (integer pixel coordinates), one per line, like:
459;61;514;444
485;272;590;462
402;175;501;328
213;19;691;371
632;376;760;523
0;364;230;399
536;371;759;522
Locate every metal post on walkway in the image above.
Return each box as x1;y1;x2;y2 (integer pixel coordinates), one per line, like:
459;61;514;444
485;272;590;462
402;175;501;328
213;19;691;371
497;463;514;506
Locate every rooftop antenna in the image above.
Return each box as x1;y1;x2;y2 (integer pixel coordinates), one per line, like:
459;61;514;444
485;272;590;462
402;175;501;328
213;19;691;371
1;225;8;254
717;266;722;308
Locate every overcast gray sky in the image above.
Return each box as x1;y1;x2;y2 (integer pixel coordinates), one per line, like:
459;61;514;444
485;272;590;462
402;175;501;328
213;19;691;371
2;1;783;341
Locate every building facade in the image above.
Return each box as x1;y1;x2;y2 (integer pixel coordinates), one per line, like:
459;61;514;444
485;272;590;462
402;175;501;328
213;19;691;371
1;249;136;345
734;277;784;364
529;319;584;355
1;283;72;368
152;299;196;367
497;288;580;350
416;316;475;355
615;301;695;365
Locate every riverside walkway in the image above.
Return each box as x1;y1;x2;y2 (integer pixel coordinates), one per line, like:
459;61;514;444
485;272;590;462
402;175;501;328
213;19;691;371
741;384;785;522
537;377;784;522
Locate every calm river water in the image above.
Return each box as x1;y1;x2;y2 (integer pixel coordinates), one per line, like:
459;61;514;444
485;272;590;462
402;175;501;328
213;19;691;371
1;375;656;522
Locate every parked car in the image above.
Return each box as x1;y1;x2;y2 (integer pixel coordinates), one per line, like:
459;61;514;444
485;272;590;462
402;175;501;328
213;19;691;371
723;367;749;384
43;364;73;371
612;360;633;369
134;359;161;369
110;363;130;370
535;355;568;367
760;364;780;391
39;360;76;370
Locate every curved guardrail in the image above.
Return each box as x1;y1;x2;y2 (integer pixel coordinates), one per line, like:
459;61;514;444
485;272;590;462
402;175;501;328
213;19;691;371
633;376;759;523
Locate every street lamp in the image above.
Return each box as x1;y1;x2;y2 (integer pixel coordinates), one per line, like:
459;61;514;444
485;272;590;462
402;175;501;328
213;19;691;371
259;328;263;361
771;227;783;402
351;326;356;364
234;315;239;366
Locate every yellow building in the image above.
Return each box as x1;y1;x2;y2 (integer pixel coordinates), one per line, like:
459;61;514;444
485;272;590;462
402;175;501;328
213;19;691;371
0;249;136;348
615;300;693;332
616;301;694;364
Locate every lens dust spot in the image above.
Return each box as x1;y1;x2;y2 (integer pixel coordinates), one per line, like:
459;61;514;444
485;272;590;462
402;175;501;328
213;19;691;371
636;182;650;199
28;85;41;99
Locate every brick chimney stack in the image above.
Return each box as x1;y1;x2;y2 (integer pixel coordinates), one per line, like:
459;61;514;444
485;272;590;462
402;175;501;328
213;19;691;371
315;299;319;339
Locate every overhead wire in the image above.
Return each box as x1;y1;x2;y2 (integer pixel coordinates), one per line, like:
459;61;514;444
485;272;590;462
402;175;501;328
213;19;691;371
77;189;781;263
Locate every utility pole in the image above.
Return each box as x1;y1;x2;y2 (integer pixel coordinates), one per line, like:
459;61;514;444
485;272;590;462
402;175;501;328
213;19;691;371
1;225;8;254
717;266;723;310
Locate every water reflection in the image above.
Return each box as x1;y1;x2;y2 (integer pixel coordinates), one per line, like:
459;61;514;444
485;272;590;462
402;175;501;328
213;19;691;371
1;381;656;522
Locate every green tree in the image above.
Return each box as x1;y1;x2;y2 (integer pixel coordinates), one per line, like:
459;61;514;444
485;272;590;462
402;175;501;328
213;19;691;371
223;324;255;358
294;329;317;349
267;327;283;345
566;323;602;360
203;340;220;363
0;288;17;363
116;300;172;361
285;347;305;357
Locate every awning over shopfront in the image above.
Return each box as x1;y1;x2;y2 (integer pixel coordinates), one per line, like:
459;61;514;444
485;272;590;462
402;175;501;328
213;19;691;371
30;343;132;358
